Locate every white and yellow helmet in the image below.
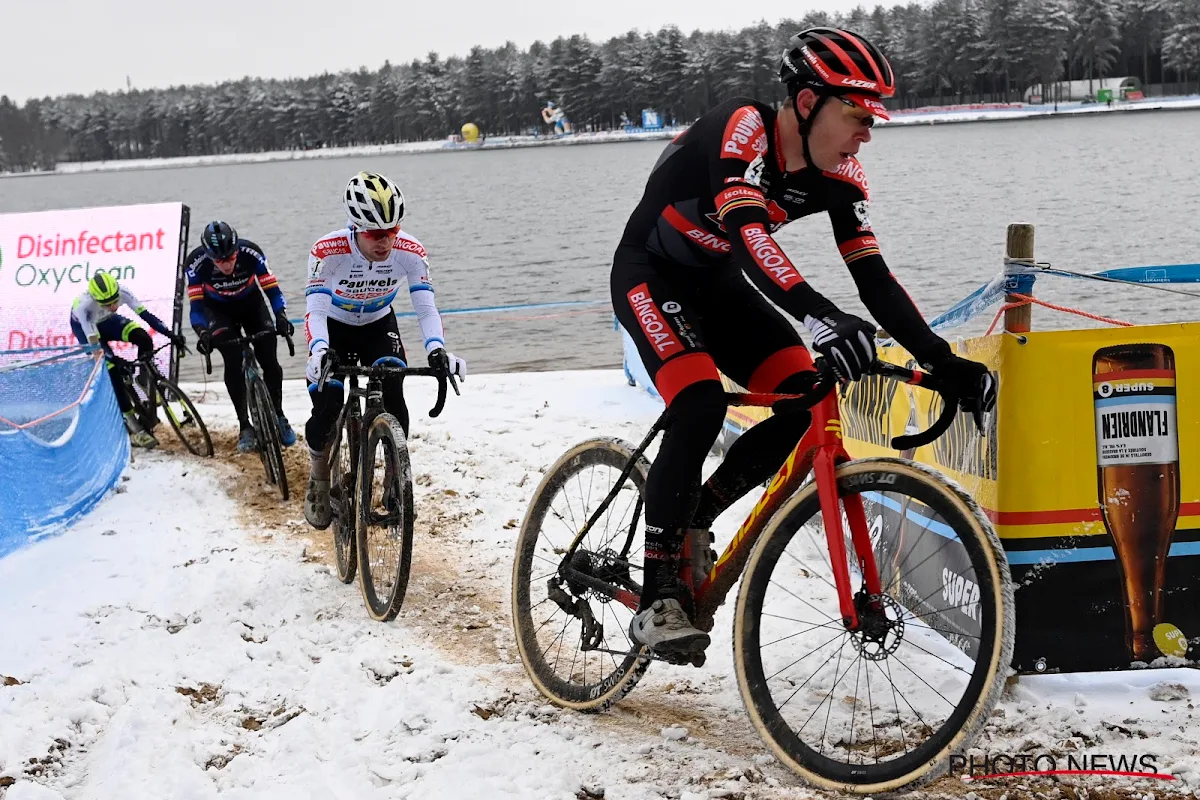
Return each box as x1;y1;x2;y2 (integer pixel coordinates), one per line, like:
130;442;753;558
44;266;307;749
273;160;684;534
343;171;404;229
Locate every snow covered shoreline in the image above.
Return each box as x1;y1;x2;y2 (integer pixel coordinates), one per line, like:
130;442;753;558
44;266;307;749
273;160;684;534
885;93;1200;126
2;370;1199;799
3;95;1197;178
4;129;686;177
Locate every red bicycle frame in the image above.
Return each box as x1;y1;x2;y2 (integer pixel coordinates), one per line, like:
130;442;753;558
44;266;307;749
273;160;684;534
583;362;944;633
670;388;883;632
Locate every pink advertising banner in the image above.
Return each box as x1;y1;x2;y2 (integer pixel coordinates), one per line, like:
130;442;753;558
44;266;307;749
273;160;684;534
0;203;186;364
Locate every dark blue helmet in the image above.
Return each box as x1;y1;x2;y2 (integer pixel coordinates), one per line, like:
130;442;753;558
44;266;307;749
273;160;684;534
202;220;239;260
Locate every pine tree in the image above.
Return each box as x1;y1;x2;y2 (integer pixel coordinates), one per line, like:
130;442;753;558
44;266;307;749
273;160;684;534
1019;0;1072;100
1162;0;1200;82
1072;0;1123;92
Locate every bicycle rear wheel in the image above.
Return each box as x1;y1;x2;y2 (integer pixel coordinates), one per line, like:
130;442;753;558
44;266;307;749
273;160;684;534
248;374;288;500
158;378;213;457
330;419;358;584
512;437;653;713
734;457;1013;794
355;412;414;622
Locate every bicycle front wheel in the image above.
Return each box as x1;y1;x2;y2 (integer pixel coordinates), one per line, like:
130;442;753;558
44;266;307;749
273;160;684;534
248;374;288;500
734;457;1013;794
158;378;213;457
355;412;414;622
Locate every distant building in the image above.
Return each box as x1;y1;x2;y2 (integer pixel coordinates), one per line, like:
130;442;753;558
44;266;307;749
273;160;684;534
1024;77;1143;104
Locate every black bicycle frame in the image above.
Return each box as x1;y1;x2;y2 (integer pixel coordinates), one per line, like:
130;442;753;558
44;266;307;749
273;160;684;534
203;329;295;383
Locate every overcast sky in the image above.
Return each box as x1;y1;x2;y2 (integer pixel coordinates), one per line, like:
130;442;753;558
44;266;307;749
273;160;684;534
3;0;870;103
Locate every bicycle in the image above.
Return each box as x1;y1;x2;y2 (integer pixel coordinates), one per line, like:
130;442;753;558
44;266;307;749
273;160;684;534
203;329;296;500
511;359;1014;794
110;343;213;458
315;351;458;621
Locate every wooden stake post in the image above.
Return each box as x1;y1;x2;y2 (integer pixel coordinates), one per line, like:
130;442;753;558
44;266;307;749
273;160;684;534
1005;223;1035;333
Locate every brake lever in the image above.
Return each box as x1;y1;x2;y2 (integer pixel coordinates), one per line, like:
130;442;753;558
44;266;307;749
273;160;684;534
317;353;336;392
430;374;448;417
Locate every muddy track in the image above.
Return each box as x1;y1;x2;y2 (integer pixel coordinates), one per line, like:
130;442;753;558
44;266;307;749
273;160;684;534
204;425;510;664
201;424;1192;800
197;425;816;787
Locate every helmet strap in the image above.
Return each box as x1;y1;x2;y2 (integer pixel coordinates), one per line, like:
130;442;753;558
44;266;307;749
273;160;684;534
791;89;827;171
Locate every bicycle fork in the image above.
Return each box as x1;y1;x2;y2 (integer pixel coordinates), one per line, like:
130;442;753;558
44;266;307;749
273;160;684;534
810;393;884;632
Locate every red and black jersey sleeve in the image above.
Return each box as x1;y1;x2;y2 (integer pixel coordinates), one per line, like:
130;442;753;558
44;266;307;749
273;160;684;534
706;104;839;323
825;167;951;366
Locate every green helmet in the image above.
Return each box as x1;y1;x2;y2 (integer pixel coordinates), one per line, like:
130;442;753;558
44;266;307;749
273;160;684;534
88;272;120;304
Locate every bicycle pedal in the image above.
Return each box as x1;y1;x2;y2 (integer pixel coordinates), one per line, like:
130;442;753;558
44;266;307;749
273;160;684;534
655;648;706;667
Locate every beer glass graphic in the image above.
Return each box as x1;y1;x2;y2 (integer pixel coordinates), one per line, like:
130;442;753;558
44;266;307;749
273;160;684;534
1093;344;1180;662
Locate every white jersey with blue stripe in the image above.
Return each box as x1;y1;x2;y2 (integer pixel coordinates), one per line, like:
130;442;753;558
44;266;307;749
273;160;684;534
304;227;446;356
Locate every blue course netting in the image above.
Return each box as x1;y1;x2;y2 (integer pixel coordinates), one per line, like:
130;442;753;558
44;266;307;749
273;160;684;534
0;348;129;557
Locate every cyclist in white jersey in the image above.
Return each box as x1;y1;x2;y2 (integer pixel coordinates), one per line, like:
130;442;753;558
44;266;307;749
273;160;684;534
303;171;467;529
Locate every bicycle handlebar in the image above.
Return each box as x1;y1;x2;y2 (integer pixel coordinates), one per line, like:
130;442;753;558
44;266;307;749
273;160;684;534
868;361;965;451
727;357;980;452
316;351;457;418
108;341;179;369
202;330;295;375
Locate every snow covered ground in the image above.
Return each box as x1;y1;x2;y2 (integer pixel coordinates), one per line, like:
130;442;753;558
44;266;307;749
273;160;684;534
2;370;1199;799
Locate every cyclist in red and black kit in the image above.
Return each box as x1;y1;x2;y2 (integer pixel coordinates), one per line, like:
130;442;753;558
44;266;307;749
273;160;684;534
612;28;997;655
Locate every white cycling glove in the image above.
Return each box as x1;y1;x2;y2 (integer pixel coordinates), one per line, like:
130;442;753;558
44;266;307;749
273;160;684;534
306;342;329;384
428;347;467;381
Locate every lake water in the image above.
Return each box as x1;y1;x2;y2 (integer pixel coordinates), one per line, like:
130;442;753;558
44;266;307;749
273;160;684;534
3;110;1198;381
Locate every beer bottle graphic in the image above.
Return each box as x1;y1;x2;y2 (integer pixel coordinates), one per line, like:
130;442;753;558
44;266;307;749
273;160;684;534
1092;344;1180;662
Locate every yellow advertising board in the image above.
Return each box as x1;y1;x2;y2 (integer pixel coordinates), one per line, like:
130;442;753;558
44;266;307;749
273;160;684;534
722;322;1200;672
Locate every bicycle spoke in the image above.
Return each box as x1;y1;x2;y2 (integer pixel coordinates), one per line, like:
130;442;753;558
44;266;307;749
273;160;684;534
848;652;864;758
602;605;621;673
864;653;880;763
767;577;842;626
814;642;852;748
568;638;580;686
545;613;572;667
891;636;975;681
596;488;641;555
760;611;844;629
782;547;840;596
880;658;912;758
765;628;848;684
760;619;847;649
877;657;939;741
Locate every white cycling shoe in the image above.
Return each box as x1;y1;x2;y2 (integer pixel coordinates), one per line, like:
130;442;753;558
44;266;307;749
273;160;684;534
629;598;710;655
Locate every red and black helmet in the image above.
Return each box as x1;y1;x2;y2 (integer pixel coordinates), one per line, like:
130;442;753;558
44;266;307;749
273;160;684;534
780;28;896;118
